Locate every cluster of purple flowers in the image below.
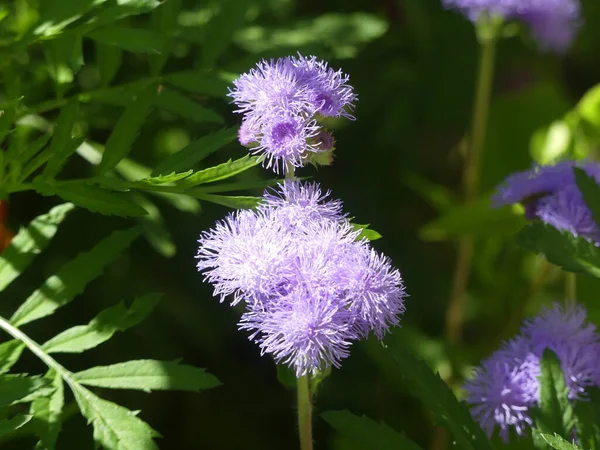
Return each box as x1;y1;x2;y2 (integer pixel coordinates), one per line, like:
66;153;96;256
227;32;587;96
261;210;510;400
442;0;582;52
492;160;600;243
465;303;600;440
229;54;357;173
196;181;406;376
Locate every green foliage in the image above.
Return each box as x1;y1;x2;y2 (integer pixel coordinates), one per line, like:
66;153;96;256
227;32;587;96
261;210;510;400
322;410;423;450
536;433;581;450
574;168;600;226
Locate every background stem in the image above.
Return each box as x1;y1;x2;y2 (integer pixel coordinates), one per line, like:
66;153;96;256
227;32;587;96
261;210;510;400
297;374;313;450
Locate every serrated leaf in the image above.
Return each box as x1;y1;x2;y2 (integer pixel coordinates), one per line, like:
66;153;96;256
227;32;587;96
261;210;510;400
73;360;221;392
86;27;166;54
42;102;79;179
0;203;73;292
192;193;261;209
139;171;193;185
33;181;147;217
0;415;32;437
351;223;382;241
152;127;237;176
31;370;63;450
165;72;229;98
10;227;141;327
154;88;222;124
388;346;492;450
73;385;160;450
42;294;161;353
537;432;581;450
0;375;53;406
0;341;25;375
516;222;600;278
98;84;157;174
177;156;259;187
574;168;600;227
533;349;574;446
16;134;51;168
322;410;423;450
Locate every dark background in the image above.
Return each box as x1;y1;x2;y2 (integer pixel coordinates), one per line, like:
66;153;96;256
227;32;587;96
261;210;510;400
3;0;600;448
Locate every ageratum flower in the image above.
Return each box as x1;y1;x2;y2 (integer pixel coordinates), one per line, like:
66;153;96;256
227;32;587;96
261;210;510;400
492;161;600;243
228;54;357;173
196;181;406;376
465;303;600;441
442;0;582;52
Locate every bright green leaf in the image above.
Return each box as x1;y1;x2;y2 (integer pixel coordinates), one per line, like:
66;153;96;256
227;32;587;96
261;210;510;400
0;415;33;437
73;385;160;450
177;156;259;187
31;370;64;450
86;27;166;54
351;223;382;241
152;127;237;176
42;102;79;179
0;203;73;292
0;341;25;375
530;121;572;165
154;88;223;124
10;227;141;327
73;359;221;392
0;375;53;406
322;410;423;450
516;222;600;278
42;294;161;353
139;171;193;185
537;432;581;450
98;84;157;174
578;84;600;128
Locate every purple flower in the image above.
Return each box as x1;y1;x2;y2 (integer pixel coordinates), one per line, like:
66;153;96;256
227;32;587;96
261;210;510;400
442;0;582;52
465;303;600;440
228;54;356;173
196;181;406;376
492;161;600;243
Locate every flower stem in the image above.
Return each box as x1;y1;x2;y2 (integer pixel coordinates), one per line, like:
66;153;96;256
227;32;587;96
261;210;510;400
297;375;313;450
446;29;497;344
565;272;577;306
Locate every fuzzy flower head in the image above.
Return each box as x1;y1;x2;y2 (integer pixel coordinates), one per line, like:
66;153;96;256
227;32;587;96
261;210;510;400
465;303;600;441
229;54;357;173
442;0;582;52
492;160;600;243
196;181;406;376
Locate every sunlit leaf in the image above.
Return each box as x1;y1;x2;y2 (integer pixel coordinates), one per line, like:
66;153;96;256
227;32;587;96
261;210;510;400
0;375;53;406
177;156;259;187
31;370;64;450
0;341;25;375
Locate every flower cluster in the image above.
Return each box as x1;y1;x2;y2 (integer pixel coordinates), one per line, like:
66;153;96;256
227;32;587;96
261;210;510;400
196;181;406;376
442;0;582;52
229;54;357;173
492;160;600;243
465;303;600;440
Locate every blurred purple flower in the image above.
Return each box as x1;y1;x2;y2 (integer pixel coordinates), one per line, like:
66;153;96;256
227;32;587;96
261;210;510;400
465;303;600;440
492;161;600;243
442;0;582;52
196;181;406;376
228;54;356;173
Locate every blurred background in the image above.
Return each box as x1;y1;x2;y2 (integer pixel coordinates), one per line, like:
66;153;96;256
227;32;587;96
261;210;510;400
3;0;600;448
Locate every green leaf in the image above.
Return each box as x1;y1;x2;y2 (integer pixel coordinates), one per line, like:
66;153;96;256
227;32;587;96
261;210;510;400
96;42;122;87
0;341;25;375
578;83;600;128
148;0;180;75
10;227;141;327
351;223;382;241
35;0;104;37
190;178;280;194
322;410;423;450
0;375;53;406
42;102;79;179
15;134;51;170
574;168;600;227
574;387;600;450
152;127;237;176
530;121;572;165
533;349;574;444
154;88;223;124
0;415;33;437
0;203;73;292
31;370;64;450
138;171;193;185
98;84;157;174
85;27;166;54
537;433;581;450
201;0;249;68
165;72;229;98
72;385;160;450
191;193;261;209
33;181;148;217
42;294;161;353
73;360;221;392
516;222;600;278
388;346;492;450
177;156;259;187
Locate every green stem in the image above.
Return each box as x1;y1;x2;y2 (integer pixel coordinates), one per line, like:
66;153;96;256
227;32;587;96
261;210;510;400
446;30;498;344
297;375;313;450
565;272;577;306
